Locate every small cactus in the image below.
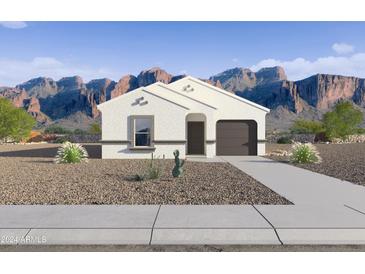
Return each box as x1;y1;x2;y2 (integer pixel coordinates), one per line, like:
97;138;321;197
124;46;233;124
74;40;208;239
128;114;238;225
172;150;185;178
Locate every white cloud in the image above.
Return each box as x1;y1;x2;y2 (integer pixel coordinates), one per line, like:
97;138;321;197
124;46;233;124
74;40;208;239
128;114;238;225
0;57;118;86
250;52;365;81
232;58;239;63
0;21;27;29
332;42;354;55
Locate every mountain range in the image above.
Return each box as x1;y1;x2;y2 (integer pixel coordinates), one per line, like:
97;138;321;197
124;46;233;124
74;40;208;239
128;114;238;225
1;66;365;131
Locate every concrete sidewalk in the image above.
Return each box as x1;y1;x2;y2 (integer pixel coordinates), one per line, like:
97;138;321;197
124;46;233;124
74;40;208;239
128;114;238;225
221;156;365;207
0;205;365;245
1;156;365;245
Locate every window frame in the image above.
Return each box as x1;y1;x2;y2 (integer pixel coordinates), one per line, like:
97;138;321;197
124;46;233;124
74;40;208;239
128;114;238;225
131;115;154;148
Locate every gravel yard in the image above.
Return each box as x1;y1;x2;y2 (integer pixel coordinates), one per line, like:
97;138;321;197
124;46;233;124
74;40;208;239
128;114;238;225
267;143;365;186
0;144;289;205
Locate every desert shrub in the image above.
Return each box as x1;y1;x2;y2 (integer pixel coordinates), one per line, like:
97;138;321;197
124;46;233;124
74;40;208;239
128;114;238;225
289;143;321;164
130;174;145;181
131;154;162;181
54;135;72;143
0;97;36;142
290;119;324;134
323;101;363;140
73;128;87;135
89;123;101;135
45;125;72;134
277;136;293;144
146;153;161;179
314;132;329;143
42;134;57;142
54;142;89;164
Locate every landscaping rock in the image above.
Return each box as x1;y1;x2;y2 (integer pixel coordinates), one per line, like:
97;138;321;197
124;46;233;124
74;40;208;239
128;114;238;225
0;144;290;205
267;143;365;186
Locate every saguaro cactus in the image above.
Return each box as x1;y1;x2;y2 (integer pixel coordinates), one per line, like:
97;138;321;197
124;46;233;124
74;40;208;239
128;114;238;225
172;150;185;178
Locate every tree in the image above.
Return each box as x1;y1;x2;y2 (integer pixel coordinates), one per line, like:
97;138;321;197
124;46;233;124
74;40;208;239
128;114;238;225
89;122;101;135
323;101;363;140
290;119;324;134
0;97;36;142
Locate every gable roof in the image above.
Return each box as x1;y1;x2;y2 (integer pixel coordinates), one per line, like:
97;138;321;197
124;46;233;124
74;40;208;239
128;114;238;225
97;75;270;113
97;84;192;111
156;83;217;110
141;88;190;110
171;76;270;113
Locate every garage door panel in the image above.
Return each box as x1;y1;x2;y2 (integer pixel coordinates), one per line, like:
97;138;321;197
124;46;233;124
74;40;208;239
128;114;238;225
216;120;257;156
217;147;250;155
217;127;249;132
217;130;249;136
217;132;249;138
216;135;249;140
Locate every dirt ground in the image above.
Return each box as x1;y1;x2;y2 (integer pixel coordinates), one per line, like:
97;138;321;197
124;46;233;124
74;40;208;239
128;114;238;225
0;144;290;205
267;143;365;186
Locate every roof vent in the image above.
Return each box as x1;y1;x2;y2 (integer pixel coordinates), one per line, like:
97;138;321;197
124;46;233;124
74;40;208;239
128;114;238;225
182;84;194;92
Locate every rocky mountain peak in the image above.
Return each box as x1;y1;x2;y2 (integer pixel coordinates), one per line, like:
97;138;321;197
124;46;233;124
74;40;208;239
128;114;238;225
3;66;365;132
137;67;172;86
209;67;257;92
86;78;116;101
57;76;85;91
86;78;114;89
16;77;56;89
110;75;138;99
16;77;58;98
256;66;287;84
296;73;364;110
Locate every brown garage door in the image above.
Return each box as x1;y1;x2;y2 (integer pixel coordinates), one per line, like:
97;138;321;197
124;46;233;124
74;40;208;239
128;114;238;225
216;120;257;155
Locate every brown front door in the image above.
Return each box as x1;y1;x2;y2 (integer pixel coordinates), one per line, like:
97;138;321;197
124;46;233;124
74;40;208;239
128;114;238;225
216;120;257;155
187;121;205;155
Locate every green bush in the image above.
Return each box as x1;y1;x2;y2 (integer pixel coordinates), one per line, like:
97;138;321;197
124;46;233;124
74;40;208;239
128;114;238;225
277;136;293;144
323;101;363;140
89;123;101;135
45;125;72;134
0;97;35;142
54;142;89;164
290;119;324;134
354;128;365;134
289;143;321;164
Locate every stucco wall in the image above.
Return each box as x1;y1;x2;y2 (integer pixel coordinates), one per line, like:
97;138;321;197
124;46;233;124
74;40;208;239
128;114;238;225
98;78;268;159
100;89;187;142
168;78;268;156
102;144;186;159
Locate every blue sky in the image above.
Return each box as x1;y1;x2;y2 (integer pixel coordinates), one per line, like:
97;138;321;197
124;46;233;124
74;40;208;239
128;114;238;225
1;21;365;86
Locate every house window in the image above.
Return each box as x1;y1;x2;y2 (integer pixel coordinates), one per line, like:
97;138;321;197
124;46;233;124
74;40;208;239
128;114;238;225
134;117;153;147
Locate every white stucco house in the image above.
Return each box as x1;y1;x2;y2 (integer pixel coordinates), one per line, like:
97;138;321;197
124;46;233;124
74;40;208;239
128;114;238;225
97;76;269;159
